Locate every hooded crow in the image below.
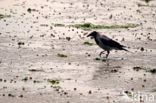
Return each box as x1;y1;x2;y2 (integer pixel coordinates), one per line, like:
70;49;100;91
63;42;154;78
87;31;128;58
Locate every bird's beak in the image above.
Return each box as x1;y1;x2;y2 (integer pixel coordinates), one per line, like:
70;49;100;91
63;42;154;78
87;34;91;37
87;34;94;39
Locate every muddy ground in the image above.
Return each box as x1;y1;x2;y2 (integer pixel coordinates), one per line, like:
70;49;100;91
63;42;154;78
0;0;156;103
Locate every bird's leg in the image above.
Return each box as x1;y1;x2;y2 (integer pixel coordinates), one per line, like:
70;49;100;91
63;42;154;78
105;51;110;58
99;51;105;57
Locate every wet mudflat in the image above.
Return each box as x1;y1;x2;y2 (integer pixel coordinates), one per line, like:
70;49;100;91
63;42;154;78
0;0;156;103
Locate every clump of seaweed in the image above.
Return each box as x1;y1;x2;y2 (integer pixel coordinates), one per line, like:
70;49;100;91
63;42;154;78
0;14;11;20
148;68;156;74
94;57;101;61
28;69;43;72
133;66;145;71
142;0;152;4
22;77;28;81
151;89;156;92
133;66;156;74
109;69;118;73
72;23;138;30
54;24;65;27
84;41;94;46
48;79;59;84
57;53;68;57
27;8;39;13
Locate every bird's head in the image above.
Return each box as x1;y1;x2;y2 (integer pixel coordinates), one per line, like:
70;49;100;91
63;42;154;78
87;31;98;39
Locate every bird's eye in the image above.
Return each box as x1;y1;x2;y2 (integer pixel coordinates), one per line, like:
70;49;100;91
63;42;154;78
91;37;94;39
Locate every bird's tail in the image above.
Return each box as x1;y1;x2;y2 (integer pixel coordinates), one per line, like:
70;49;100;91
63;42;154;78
122;48;133;53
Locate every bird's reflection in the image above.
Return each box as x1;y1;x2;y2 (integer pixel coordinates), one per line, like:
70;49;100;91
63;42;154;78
92;57;124;80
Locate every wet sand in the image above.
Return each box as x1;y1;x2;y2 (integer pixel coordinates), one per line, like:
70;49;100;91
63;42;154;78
0;0;156;103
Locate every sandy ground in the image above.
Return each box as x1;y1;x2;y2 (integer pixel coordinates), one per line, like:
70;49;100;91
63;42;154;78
0;0;156;103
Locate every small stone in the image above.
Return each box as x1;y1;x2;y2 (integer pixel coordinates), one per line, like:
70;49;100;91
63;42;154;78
74;88;77;91
140;47;144;51
88;90;92;94
19;95;23;98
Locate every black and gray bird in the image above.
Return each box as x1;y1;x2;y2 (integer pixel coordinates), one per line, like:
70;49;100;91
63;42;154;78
87;31;128;58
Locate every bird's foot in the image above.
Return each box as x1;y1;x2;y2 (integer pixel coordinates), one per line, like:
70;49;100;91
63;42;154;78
99;51;105;58
99;53;103;58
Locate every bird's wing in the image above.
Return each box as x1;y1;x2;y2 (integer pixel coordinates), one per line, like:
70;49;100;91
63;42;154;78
100;35;125;49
